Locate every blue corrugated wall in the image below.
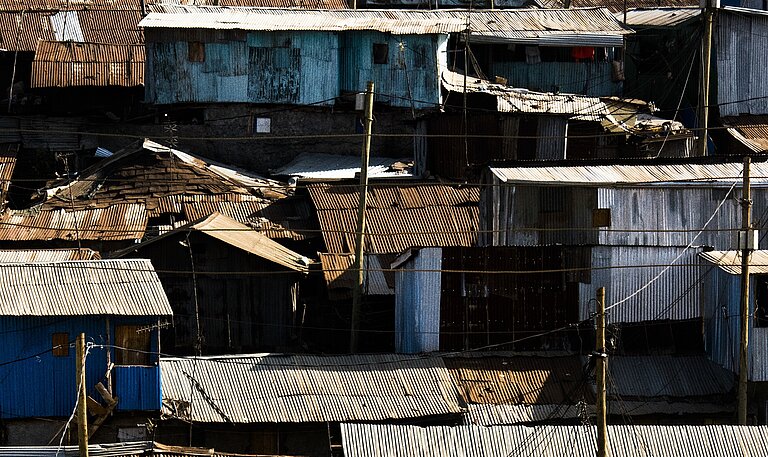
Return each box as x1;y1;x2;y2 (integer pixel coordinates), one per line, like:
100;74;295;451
341;32;447;109
146;30;447;107
705;269;752;378
114;366;161;411
0;316;161;418
489;61;622;96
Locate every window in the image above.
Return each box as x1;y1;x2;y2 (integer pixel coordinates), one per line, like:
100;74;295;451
372;43;389;64
592;208;611;227
252;117;271;134
115;325;151;365
52;333;69;357
188;41;205;62
755;276;768;328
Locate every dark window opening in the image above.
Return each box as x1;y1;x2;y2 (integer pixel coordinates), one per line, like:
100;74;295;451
755;276;768;327
188;41;205;62
373;43;389;64
592;208;611;227
52;333;69;357
539;187;567;213
115;325;151;365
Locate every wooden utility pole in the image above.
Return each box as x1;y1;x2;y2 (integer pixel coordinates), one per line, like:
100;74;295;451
76;333;89;457
738;156;752;425
698;0;715;156
350;81;374;353
596;287;608;457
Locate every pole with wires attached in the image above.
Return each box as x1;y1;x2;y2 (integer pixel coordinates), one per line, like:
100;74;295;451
596;288;609;457
350;81;374;353
76;333;89;457
738;156;752;424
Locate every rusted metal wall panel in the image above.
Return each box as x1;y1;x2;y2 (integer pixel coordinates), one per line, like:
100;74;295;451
32;41;145;88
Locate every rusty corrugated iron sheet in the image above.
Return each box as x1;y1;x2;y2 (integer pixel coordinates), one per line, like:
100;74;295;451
31;41;144;88
0;259;172;316
444;354;591;406
722;115;768;153
0;204;148;241
0;9;142;52
8;140;294;242
0;0;144;11
160;353;463;423
308;182;479;254
0;248;99;262
117;212;312;272
158;0;349;8
320;252;395;297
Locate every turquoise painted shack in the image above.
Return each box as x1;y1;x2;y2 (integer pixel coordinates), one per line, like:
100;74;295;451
0;259;173;418
141;7;451;109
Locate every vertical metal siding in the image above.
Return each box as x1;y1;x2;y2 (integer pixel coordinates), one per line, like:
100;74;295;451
717;12;768;116
489;61;622;97
535;116;568;160
341;31;445;109
395;248;442;354
703;268;768;381
579;246;705;324
114;366;161;411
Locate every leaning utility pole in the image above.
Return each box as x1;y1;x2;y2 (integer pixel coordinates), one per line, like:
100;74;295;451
350;81;374;353
698;0;715;156
738;156;752;425
76;333;89;457
596;287;609;457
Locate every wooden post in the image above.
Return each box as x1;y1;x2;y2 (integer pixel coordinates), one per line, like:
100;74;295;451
698;1;714;156
596;288;608;457
350;81;374;353
76;333;89;457
738;156;752;425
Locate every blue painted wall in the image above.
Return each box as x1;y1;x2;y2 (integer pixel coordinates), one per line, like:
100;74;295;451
489;61;622;96
0;316;161;418
146;30;447;108
341;31;447;109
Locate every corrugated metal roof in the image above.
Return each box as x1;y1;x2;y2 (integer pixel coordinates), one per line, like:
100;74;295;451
444;354;591;405
490;162;768;186
308;182;479;254
116;212;311;272
140;7;631;43
722;115;768;153
157;0;350;8
608;355;734;398
0;248;99;262
0;441;283;456
571;0;698;13
0;10;143;52
340;423;768;457
320;252;395;296
700;250;768;275
465;401;732;425
0;204;148;241
11;140;290;242
0;0;144;11
31;41;144;88
617;7;700;27
0;259;172;316
272;152;412;180
160;353;463;423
